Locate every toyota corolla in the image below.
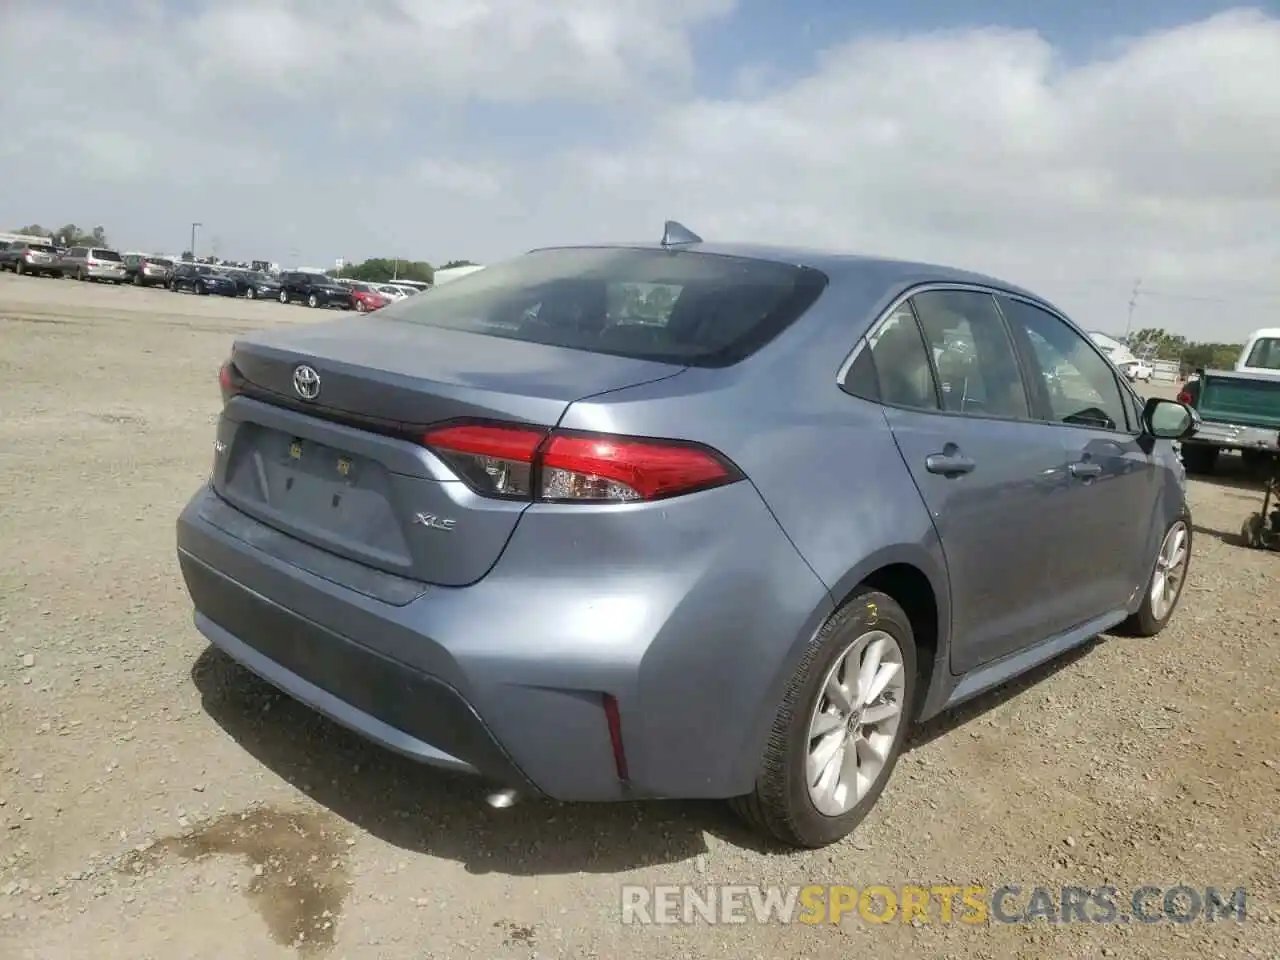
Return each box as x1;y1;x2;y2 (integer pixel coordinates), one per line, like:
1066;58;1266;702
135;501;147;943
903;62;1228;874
176;222;1197;848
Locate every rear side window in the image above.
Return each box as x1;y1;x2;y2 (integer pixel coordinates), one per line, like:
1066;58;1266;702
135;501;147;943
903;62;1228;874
911;290;1030;420
1245;337;1280;371
378;248;829;367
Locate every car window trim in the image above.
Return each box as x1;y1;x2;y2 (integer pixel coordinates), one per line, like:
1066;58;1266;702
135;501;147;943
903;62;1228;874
993;292;1141;437
837;281;1039;425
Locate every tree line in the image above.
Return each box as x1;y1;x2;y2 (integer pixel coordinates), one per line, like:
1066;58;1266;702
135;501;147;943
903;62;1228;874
1127;327;1244;373
9;223;110;248
326;258;479;284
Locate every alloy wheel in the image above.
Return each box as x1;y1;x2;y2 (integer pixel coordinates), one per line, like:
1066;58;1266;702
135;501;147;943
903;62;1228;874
805;629;906;816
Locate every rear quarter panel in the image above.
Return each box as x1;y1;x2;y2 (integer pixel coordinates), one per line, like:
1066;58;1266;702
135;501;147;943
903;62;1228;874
556;279;951;785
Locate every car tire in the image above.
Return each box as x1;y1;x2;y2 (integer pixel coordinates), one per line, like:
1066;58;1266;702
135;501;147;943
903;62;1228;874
279;290;289;304
731;588;917;849
245;287;256;300
355;300;367;313
1119;515;1191;637
307;293;319;308
14;261;24;276
195;282;206;296
77;268;86;282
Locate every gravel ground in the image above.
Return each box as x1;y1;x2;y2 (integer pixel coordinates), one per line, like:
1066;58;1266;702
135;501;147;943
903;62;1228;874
1;273;1277;959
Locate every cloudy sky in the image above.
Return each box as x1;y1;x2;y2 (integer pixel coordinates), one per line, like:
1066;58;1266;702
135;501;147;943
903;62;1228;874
2;0;1277;340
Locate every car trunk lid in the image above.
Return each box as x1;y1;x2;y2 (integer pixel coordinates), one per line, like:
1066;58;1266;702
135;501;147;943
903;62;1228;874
212;316;683;586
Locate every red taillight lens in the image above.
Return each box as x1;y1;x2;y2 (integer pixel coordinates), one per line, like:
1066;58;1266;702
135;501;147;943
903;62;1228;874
541;432;733;501
422;421;741;503
1176;388;1192;405
218;360;243;403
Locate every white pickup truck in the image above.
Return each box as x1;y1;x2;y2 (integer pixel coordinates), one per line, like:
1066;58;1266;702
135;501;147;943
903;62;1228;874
1116;358;1153;382
1176;327;1280;474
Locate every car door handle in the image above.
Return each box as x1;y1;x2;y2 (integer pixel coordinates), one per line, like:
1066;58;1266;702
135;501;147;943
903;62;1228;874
1069;461;1103;478
925;453;976;476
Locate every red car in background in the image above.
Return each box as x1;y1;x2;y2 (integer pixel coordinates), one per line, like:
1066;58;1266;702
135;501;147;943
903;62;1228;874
348;282;390;313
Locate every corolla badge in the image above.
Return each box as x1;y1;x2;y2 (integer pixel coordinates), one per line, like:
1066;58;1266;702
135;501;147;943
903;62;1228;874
292;364;321;400
412;512;456;531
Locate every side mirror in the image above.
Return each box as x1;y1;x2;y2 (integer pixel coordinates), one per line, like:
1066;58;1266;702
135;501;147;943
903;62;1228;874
1142;397;1199;440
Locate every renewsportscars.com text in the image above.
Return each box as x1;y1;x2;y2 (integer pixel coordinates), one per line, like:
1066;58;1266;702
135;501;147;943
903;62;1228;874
620;884;1248;926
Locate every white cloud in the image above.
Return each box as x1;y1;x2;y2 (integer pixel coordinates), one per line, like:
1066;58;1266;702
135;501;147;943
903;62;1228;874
1;3;1277;338
560;9;1280;338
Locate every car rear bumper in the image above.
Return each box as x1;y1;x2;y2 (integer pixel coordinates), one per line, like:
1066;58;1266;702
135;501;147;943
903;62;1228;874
175;479;829;802
1185;419;1280;452
15;259;58;273
86;266;126;279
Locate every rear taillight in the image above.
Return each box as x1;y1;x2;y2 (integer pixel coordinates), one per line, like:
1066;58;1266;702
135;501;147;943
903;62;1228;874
218;360;244;404
422;421;741;503
1176;388;1193;405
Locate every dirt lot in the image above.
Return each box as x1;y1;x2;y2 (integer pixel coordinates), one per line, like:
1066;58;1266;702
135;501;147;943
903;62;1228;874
1;274;1277;959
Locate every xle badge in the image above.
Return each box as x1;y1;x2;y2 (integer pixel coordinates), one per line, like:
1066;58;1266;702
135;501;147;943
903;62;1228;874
412;512;457;531
289;440;303;460
336;457;352;477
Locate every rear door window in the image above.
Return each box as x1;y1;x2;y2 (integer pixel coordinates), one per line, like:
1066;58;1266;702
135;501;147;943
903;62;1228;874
381;248;828;367
855;303;940;409
910;290;1031;420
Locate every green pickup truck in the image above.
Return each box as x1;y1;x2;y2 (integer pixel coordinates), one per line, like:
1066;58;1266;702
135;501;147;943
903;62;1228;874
1176;330;1280;474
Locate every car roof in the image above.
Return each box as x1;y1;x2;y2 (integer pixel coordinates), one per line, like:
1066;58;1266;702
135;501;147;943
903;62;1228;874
528;240;1063;314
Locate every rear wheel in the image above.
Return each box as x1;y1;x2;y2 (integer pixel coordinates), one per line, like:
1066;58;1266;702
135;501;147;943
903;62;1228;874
245;287;256;300
279;290;289;304
1120;517;1190;637
307;293;319;308
731;588;916;848
355;300;367;313
195;282;207;296
14;261;24;276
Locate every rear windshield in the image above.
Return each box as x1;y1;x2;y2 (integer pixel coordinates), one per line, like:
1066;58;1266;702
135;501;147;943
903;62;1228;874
377;248;828;367
147;257;174;267
28;243;55;253
91;249;122;261
1244;337;1280;371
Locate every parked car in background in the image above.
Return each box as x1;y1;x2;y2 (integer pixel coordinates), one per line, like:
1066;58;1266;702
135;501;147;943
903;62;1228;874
169;263;239;297
348;282;391;312
0;239;61;276
373;284;407;301
123;254;175;287
1117;358;1153;382
277;271;350;308
59;246;128;283
177;223;1200;850
231;271;283;300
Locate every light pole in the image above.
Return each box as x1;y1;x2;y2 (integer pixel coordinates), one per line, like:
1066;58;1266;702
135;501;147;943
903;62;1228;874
190;222;202;259
1122;278;1142;342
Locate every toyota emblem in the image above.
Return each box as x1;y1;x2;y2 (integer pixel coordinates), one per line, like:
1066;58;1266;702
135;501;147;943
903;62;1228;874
292;364;321;400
